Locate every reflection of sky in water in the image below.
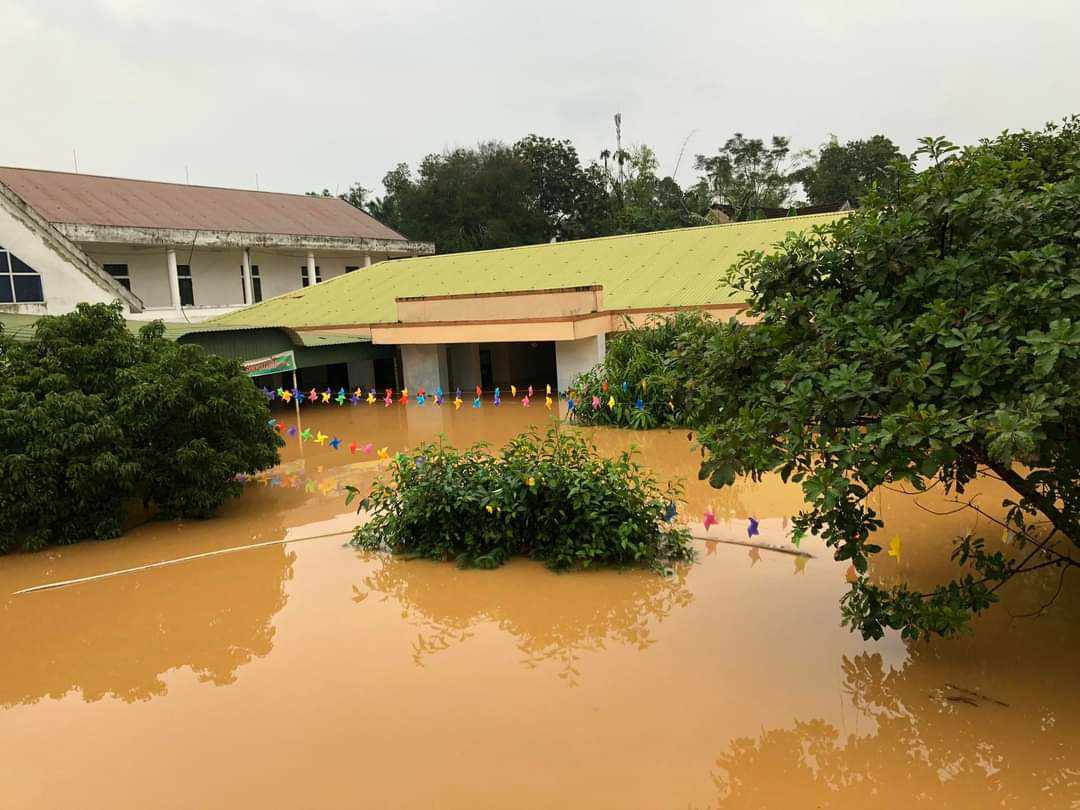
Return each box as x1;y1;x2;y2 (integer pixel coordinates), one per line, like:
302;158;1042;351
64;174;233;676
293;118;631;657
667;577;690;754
0;405;1076;808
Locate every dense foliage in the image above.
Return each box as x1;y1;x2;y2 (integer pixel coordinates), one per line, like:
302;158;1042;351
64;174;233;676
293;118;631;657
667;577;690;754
678;119;1080;639
693;133;798;220
792;135;905;206
569;312;720;429
326;126;903;251
349;427;692;571
368;136;708;252
0;303;281;553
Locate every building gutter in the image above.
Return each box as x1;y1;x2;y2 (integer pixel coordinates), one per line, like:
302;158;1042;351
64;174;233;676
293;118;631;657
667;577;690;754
51;223;435;255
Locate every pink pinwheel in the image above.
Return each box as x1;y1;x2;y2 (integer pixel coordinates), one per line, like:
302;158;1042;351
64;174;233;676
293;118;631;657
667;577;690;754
703;507;717;532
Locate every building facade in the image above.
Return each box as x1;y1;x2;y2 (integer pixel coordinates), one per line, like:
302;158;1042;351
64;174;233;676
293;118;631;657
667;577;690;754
0;167;433;322
210;212;845;394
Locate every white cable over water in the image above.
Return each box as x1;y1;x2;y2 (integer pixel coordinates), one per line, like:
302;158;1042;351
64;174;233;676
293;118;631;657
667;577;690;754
11;530;354;596
11;527;811;597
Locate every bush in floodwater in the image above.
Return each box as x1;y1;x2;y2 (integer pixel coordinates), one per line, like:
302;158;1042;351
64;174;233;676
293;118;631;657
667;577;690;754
569;311;724;430
0;302;281;553
348;427;693;571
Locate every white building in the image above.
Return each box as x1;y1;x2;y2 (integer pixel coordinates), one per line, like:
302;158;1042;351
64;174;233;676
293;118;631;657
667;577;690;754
0;167;432;321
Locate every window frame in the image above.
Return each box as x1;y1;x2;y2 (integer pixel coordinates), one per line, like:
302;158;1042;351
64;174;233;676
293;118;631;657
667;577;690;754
300;265;322;287
104;263;131;291
0;245;45;304
241;264;263;304
177;264;194;306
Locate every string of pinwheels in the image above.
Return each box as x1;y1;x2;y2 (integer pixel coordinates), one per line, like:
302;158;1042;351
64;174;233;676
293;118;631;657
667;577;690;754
257;382;653;414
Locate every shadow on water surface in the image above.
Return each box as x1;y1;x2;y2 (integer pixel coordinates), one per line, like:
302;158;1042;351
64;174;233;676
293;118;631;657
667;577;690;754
0;488;307;707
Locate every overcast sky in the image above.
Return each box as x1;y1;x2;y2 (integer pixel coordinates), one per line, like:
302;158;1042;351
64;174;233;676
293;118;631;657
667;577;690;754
3;0;1077;197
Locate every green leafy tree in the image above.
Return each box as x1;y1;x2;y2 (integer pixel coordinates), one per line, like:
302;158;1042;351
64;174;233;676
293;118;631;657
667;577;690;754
370;135;706;251
0;303;281;552
677;118;1080;639
305;183;372;211
374;142;548;253
694;133;797;220
793;134;905;205
513;134;594;240
614;146;709;233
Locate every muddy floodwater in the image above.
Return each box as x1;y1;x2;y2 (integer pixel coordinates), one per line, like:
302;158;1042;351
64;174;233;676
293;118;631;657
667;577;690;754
2;405;1077;808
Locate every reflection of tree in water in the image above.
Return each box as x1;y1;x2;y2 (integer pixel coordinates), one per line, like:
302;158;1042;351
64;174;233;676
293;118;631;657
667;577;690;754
0;491;302;707
710;583;1080;808
357;557;693;685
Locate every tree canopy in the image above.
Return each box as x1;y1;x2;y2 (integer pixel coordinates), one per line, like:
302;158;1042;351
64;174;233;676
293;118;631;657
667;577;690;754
693;133;798;220
0;303;281;552
793;134;905;205
676;118;1080;640
365;135;709;253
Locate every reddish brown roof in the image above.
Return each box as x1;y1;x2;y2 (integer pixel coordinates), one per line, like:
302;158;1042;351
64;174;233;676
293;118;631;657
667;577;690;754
0;166;409;242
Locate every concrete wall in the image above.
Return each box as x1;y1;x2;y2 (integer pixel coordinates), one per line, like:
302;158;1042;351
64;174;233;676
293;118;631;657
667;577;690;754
401;344;449;392
0;198;127;315
555;334;606;392
347;358;376;390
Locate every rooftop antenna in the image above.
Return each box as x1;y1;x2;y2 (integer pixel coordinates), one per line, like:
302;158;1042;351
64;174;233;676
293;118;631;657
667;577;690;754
185;165;190;184
72;149;79;173
255;172;260;191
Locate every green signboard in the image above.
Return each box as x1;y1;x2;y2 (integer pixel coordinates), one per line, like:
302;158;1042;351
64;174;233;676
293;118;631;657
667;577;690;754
243;350;297;378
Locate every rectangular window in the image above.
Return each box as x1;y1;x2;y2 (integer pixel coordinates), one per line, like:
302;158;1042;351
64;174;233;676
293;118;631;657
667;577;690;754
345;266;359;274
177;264;194;306
300;265;322;287
104;263;131;291
241;265;263;304
0;244;45;303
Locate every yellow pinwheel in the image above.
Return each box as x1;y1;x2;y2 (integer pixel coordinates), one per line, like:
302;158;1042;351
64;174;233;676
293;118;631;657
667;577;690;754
315;431;329;446
377;446;389;461
888;536;902;563
607;395;615;409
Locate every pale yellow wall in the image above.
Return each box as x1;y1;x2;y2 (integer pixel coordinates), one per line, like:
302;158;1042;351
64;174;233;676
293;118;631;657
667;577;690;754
396;286;602;323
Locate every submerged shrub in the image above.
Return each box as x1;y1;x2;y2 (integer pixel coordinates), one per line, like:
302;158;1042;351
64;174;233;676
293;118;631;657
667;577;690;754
0;302;281;553
348;427;692;571
569;311;724;429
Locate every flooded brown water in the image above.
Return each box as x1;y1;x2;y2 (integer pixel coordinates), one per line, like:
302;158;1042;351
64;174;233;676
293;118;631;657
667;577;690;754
1;405;1077;808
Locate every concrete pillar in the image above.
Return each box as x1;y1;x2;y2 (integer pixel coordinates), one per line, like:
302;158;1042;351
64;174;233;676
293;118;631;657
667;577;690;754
241;247;254;305
401;344;450;393
448;343;481;391
166;249;182;313
363;253;372;269
555;334;606;393
306;251;318;287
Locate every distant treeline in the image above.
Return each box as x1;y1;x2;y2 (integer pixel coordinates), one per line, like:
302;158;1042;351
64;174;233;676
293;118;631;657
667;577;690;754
310;130;905;253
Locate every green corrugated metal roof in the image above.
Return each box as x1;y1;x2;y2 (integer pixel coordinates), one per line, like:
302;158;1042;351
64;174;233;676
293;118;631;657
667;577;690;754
210;213;844;329
0;313;44;342
0;312;367;348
